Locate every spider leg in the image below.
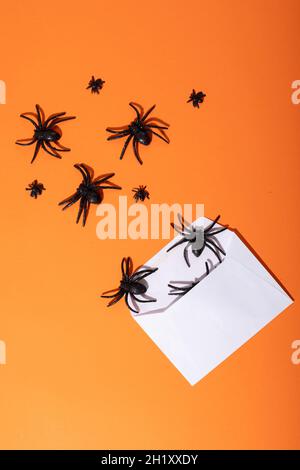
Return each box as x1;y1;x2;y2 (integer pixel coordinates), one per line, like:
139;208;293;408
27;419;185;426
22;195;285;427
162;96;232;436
20;114;38;128
76;197;86;225
205;261;210;276
183;243;191;267
166;236;187;253
42;141;62;159
35;105;43;127
171;222;190;237
121;257;127;277
126;257;133;276
208;226;228;236
141;104;156;122
47;142;70;152
125;293;139;314
49;116;76;126
132;268;158;281
30;141;41;163
74;163;91;184
43;112;66;127
145;124;169;130
206;237;226;256
15;138;36;146
131;293;156;303
151;130;170;144
133;139;143;165
82;200;90;227
58;192;78;206
93;173;115;184
59;193;81;210
101;292;121;299
107;292;124;307
204;215;221;233
107;132;130;141
101;287;120;297
205;241;222;263
119;135;133;160
106;128;129;134
129;102;142;120
177;213;193;232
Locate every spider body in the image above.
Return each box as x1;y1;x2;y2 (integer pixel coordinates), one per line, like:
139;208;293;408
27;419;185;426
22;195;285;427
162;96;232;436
120;278;147;295
16;104;76;163
167;215;227;267
101;257;158;314
128;121;152;145
106;102;169;165
187;89;206;108
26;180;45;199
132;185;150;202
77;181;102;204
59;163;121;226
87;76;105;94
34;128;60;142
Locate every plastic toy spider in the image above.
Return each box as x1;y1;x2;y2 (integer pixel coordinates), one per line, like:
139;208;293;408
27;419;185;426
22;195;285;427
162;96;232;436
16;104;76;163
86;76;105;94
167;215;227;267
168;261;210;296
58;163;121;227
101;257;158;314
106;102;169;165
187;90;206;108
26;180;46;199
132;185;150;202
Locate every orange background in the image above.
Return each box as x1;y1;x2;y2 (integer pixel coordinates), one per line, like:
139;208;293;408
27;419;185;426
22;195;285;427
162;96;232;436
0;0;299;450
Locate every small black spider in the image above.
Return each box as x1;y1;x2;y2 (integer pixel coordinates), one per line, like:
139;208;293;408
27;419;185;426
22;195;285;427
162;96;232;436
187;89;206;108
168;261;210;296
16;104;76;163
167;215;227;267
26;179;46;199
101;257;158;314
106;102;169;165
132;185;150;202
58;163;121;227
86;76;105;94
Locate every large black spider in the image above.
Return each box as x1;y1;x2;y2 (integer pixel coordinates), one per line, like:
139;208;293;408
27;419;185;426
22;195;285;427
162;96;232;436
187;89;206;108
168;261;210;296
132;185;150;202
101;257;158;314
87;76;105;94
167;215;227;267
106;102;169;165
58;163;121;227
16;104;76;163
26;180;46;199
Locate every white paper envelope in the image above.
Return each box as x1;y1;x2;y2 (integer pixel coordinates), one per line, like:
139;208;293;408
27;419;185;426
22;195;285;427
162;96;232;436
131;217;293;385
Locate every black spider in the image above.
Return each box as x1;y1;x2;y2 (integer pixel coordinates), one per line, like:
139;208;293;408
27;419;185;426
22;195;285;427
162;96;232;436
106;102;169;165
58;163;121;227
16;104;76;163
87;76;105;94
167;215;227;267
187;89;206;108
132;185;150;202
101;257;158;314
168;261;210;296
26;179;46;199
